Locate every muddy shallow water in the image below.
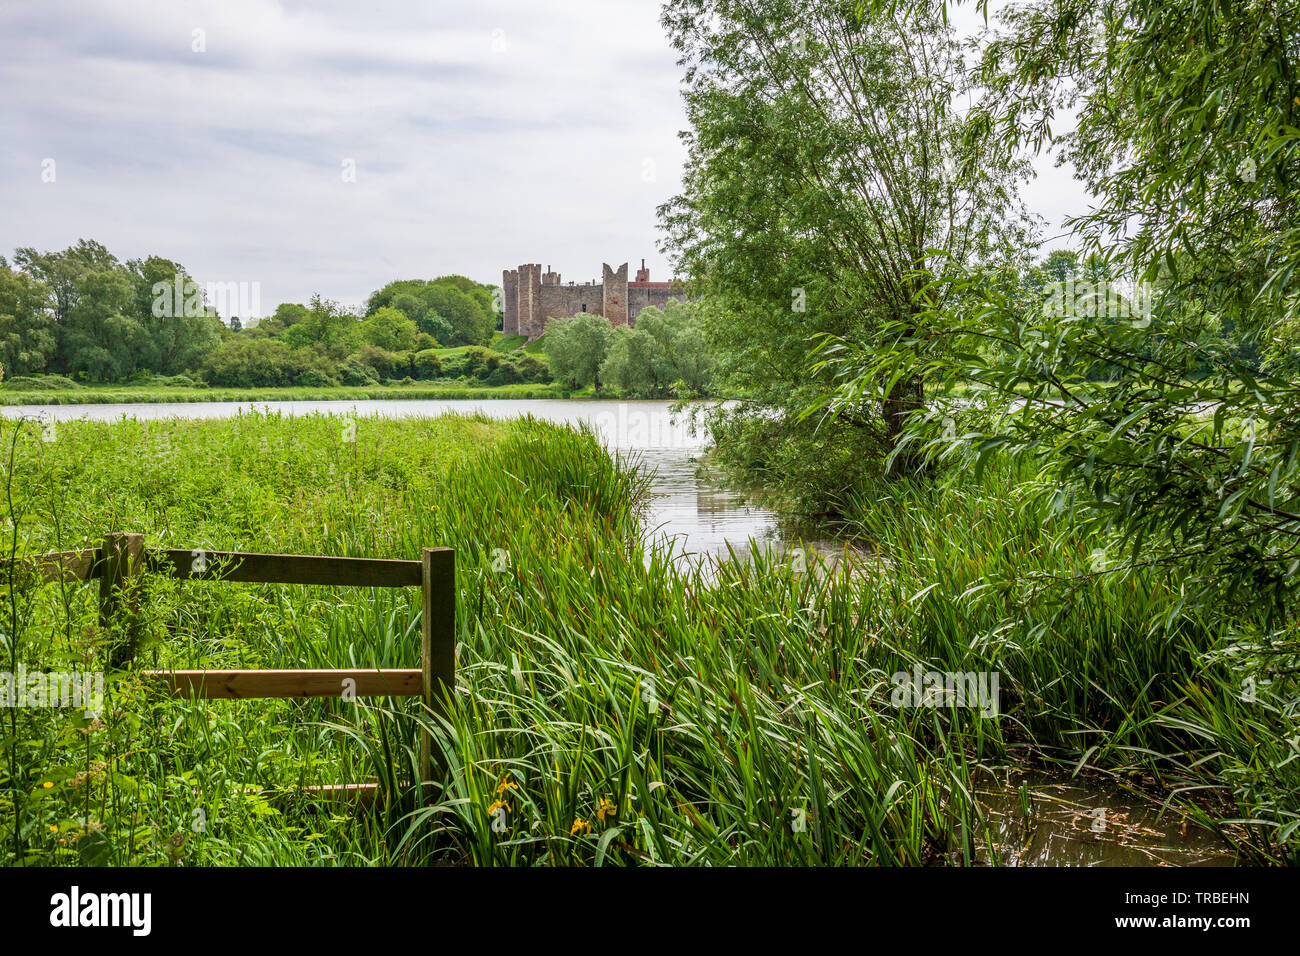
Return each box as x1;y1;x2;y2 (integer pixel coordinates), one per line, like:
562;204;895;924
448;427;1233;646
969;768;1235;866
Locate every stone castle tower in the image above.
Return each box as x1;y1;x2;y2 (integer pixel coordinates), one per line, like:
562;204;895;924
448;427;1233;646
501;259;688;339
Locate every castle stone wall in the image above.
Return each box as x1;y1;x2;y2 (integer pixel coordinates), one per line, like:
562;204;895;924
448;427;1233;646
501;269;519;336
627;283;688;323
601;263;629;328
539;284;601;328
502;260;691;339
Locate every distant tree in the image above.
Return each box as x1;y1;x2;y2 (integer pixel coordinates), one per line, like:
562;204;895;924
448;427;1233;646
0;260;56;375
205;336;337;388
59;270;148;381
359;306;419;352
283;295;361;358
412;348;443;380
543;314;613;390
389;292;426;323
600;301;713;398
431;274;496;322
351;344;406;379
335;354;381;386
367;276;496;346
601;327;660;396
255;302;311;336
365;279;428;316
425;285;491;347
418;311;454;346
125;256;223;375
13;239;118;325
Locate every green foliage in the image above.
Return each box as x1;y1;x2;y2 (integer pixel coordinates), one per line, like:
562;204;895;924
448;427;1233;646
661;0;1031;490
3;241;222;384
542;313;613;391
411;348;444;380
0;374;81;390
425;285;491;347
0;261;56;376
282;295;360;359
366;276;496;347
859;0;1300;620
2;416;1282;864
59;270;147;383
350;345;408;380
599;301;713;398
127;256;223;374
334;354;381;386
205;337;338;388
359;306;419;352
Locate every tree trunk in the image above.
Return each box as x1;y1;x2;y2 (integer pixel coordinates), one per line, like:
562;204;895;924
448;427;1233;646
882;373;928;476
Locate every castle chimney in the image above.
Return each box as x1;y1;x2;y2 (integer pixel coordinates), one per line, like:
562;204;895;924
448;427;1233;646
635;258;650;282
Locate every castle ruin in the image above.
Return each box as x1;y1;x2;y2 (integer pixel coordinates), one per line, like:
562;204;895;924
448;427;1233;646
501;259;689;339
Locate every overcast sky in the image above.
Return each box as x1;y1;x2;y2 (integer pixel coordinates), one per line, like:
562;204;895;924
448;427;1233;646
0;0;1087;315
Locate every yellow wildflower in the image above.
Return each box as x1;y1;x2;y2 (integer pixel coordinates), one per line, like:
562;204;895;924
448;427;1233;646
570;817;591;836
596;796;616;823
495;778;518;797
42;781;53;789
487;799;510;816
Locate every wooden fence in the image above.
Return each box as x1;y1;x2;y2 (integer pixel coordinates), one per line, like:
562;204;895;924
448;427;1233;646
8;531;455;804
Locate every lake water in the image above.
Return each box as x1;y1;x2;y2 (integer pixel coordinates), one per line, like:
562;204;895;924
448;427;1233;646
2;397;1238;865
1;398;808;563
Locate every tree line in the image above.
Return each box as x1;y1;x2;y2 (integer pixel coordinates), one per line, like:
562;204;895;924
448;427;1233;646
0;241;550;388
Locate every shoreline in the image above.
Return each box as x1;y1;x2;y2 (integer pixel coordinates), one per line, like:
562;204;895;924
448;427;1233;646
0;384;571;406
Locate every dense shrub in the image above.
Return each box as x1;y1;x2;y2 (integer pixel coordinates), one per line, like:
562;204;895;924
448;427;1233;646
412;349;443;380
205;337;338;388
0;374;83;390
440;346;491;380
334;355;380;386
352;345;407;379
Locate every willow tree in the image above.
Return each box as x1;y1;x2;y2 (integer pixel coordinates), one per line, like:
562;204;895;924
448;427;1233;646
853;0;1300;621
658;0;1029;512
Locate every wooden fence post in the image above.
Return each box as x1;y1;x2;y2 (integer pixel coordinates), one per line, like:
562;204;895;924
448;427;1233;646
100;532;145;669
420;547;455;796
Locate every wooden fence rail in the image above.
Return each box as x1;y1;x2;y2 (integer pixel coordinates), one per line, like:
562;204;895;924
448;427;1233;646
3;532;455;805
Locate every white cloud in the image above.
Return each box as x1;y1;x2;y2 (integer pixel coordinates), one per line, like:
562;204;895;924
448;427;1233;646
0;0;1088;315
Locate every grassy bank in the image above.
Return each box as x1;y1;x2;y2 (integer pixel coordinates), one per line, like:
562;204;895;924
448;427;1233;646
0;412;1289;865
0;381;568;406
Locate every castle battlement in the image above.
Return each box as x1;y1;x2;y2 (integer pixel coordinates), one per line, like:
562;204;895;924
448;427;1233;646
502;258;688;339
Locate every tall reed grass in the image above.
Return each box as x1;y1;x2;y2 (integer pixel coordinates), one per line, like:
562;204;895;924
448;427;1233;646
0;411;1288;865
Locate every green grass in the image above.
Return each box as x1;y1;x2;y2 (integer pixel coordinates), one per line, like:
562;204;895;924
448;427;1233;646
490;334;529;353
0;381;568;405
0;413;1290;865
